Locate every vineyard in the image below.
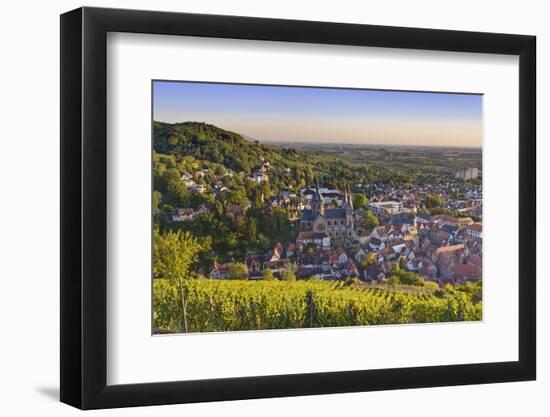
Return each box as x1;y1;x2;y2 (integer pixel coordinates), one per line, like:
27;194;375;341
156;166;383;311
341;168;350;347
153;279;482;334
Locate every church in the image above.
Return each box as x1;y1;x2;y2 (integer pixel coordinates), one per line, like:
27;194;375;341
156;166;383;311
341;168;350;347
300;185;355;241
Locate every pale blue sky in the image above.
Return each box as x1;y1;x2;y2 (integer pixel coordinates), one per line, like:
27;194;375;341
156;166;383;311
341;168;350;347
153;81;482;147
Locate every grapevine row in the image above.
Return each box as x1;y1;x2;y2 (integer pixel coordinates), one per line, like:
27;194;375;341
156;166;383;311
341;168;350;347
153;279;482;333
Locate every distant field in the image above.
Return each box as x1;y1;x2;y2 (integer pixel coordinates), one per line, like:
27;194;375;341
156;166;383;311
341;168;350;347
153;279;482;334
270;142;482;176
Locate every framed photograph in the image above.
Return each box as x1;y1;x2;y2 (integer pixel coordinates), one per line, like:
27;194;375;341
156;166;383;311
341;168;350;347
60;6;536;409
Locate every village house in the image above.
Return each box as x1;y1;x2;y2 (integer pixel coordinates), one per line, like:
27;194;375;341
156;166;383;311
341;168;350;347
364;263;385;282
368;237;385;251
189;184;207;193
368;201;403;216
171;208;195;222
249;159;270;183
370;225;393;242
264;242;283;263
216;185;230;194
415;214;434;226
437;253;456;279
264;259;290;274
466;223;483;240
338;259;359;279
295;251;331;279
296;231;331;251
459;205;483;217
250;170;269;183
453;263;482;283
195;168;210;178
406;257;437;280
336;249;348;265
279;190;297;203
300;187;342;206
467;254;482;269
440;224;460;237
245;255;263;276
209;262;232;279
243;242;297;278
180;172;196;187
432;214;474;226
225;204;245;217
431;243;465;263
353;227;371;245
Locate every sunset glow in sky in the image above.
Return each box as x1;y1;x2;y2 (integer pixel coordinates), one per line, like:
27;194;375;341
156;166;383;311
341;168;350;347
153;81;483;148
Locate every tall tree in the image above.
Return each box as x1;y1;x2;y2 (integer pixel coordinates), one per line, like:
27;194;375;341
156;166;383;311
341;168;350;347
280;263;297;281
363;210;379;230
153;228;203;332
424;194;444;209
353;193;369;210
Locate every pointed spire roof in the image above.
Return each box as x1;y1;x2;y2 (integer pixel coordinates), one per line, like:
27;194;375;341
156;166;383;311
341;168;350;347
313;178;323;202
343;182;348;202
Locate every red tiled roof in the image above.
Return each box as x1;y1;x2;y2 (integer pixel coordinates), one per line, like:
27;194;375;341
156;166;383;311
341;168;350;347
467;255;482;268
432;244;464;257
467;223;483;232
453;263;481;279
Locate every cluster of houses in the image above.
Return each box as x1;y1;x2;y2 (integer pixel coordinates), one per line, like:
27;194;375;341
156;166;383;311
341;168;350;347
249;157;270;183
356;213;482;285
362;181;482;214
171;205;209;222
180;171;209;194
210;242;360;281
167;158;482;287
206;187;482;286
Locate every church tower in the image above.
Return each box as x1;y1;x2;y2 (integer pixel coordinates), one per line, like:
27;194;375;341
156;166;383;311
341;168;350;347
311;183;325;215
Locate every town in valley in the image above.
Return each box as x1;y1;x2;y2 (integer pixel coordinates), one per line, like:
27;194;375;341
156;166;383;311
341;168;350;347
154;122;482;288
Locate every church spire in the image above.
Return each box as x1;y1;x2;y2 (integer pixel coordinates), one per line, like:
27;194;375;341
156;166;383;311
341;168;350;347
343;183;348;206
318;180;324;215
344;184;354;235
312;176;324;215
343;183;353;209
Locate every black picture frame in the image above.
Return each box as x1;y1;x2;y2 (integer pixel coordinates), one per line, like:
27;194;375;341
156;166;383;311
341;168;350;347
60;6;536;410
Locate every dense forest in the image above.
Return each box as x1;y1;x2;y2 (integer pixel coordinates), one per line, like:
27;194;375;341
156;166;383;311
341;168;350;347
153;121;425;195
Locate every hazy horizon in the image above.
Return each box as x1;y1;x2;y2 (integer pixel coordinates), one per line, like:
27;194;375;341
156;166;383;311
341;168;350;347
153;81;483;148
